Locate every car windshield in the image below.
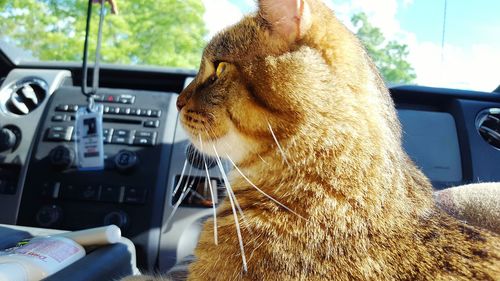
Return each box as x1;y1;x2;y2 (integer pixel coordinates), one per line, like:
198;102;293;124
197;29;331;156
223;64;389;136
0;0;498;92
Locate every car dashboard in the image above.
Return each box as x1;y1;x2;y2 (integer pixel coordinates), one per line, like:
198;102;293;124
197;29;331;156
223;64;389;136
0;63;499;273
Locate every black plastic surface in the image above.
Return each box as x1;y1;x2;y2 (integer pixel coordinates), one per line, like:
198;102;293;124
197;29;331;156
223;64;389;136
391;86;500;187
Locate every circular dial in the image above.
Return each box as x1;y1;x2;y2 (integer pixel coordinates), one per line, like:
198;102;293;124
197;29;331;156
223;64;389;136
114;150;138;172
36;205;63;227
0;127;16;152
103;211;129;229
49;145;75;170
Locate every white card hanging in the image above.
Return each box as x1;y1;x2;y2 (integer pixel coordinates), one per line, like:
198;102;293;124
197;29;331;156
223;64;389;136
75;104;105;170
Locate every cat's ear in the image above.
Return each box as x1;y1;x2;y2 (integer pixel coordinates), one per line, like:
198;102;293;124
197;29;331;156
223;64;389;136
259;0;312;43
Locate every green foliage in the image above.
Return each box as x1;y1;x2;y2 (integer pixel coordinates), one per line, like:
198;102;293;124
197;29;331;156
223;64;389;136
0;0;207;69
351;12;416;84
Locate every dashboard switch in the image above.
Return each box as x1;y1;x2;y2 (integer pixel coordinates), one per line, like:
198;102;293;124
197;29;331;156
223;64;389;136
144;120;159;128
36;205;63;227
103;210;129;229
123;187;146;204
114;150;138;172
49;145;75;170
99;185;124;202
0;127;17;152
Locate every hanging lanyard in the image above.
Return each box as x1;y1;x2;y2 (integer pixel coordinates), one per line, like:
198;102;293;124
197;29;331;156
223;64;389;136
75;0;107;170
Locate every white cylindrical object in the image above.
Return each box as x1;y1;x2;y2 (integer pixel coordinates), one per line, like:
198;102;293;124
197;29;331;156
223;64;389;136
0;236;85;281
56;225;121;246
0;263;27;281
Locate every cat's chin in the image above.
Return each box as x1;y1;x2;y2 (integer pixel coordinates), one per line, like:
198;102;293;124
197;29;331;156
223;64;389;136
188;128;253;165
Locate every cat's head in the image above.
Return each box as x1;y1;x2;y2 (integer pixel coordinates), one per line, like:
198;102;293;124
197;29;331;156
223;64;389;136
177;0;397;165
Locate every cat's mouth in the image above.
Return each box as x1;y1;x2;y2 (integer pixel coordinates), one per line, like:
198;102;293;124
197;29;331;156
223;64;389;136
179;110;225;140
184;123;252;165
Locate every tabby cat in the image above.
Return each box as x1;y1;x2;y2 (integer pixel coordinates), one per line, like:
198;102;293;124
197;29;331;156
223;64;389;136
130;0;500;280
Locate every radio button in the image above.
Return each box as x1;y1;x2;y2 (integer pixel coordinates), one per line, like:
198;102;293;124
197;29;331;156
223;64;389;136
150;110;161;117
135;131;156;138
111;136;129;145
113;129;130;138
60;183;79;199
144;120;159;128
124;187;146;204
109;106;120;114
140;109;152;117
129;108;139;115
104;95;118;103
120;107;131;115
47;132;66;141
52;114;65;122
99;185;124;203
51;126;66;132
55;104;69;112
94;94;105;101
118;95;135;104
67;105;79;112
40;182;60;198
133;137;155;146
81;185;99;201
46;126;73;141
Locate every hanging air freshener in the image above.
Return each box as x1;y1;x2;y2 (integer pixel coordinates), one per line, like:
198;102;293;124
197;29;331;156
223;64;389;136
75;0;109;170
75;100;104;170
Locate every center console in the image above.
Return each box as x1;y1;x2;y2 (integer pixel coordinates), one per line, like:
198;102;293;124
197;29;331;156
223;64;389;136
16;86;179;269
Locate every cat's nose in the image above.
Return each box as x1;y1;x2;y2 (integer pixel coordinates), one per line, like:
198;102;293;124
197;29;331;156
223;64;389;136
176;95;187;111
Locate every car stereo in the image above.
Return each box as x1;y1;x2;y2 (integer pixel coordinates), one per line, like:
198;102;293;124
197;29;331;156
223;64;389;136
16;86;178;268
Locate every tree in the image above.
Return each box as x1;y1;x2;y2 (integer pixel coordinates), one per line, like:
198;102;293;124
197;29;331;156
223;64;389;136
0;0;207;69
351;12;416;84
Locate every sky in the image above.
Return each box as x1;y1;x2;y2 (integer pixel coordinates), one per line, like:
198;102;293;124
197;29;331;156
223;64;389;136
201;0;500;92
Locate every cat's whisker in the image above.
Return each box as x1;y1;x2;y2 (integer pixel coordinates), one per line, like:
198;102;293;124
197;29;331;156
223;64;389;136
226;181;254;235
214;161;254;235
225;153;309;222
171;159;189;196
267;121;290;167
213;144;248;273
162;158;191;233
258;154;270;166
199;134;218;245
200;127;253;234
164;178;196;229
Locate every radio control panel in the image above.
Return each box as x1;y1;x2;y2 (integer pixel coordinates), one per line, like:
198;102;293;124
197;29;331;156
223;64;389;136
16;86;178;268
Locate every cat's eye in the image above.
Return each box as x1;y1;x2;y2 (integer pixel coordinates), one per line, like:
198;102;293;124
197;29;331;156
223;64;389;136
215;62;228;78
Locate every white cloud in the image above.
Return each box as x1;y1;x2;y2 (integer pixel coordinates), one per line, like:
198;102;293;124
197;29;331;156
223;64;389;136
202;0;244;39
402;0;414;7
408;41;500;92
326;0;401;38
324;0;499;91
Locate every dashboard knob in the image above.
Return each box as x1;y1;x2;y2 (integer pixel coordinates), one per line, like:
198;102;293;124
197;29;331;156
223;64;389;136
36;205;63;227
49;145;75;170
103;211;129;230
114;150;138;173
0;127;17;152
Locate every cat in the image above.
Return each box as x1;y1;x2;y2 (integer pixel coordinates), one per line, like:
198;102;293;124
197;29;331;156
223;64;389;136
127;0;500;280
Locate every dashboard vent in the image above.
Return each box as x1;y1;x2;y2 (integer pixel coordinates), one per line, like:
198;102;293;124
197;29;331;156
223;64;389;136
0;78;48;116
476;108;500;149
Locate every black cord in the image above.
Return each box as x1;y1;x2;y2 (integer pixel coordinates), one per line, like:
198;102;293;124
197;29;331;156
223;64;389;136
81;0;93;97
81;0;105;98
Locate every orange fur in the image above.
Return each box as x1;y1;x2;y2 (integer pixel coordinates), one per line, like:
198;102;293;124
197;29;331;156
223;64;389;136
141;0;500;280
